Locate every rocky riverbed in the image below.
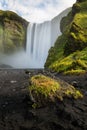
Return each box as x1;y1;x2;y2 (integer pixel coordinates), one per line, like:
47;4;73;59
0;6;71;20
0;69;87;130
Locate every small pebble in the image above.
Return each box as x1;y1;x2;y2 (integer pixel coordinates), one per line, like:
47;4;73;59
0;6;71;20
10;80;17;84
3;104;6;108
5;102;8;105
5;116;8;120
12;111;16;114
72;81;78;87
84;91;87;96
12;88;16;92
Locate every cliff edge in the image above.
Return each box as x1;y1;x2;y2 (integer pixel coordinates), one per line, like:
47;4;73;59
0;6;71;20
0;10;28;54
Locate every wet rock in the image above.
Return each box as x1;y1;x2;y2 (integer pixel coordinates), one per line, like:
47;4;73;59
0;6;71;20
10;80;17;84
29;74;83;107
84;91;87;96
5;102;9;105
72;81;79;88
12;88;16;92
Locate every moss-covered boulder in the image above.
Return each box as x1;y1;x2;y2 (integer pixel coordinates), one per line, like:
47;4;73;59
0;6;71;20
0;10;28;54
29;74;83;108
45;0;87;75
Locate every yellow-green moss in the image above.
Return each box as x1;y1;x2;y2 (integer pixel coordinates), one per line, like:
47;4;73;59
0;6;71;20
30;74;60;98
64;69;86;75
29;75;83;108
45;0;87;74
65;89;83;99
49;48;87;74
45;33;67;68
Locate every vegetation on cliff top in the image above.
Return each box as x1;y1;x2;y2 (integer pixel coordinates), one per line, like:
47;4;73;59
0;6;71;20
0;10;28;54
29;74;83;108
45;0;87;75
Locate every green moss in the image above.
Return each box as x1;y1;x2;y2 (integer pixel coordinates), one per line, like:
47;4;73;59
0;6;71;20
32;103;38;109
70;32;77;40
65;89;83;99
29;75;83;108
49;49;87;74
74;90;83;99
64;69;86;75
30;74;60;98
45;0;87;74
60;10;73;33
45;33;68;68
0;10;27;54
0;25;4;52
64;1;87;55
0;10;27;24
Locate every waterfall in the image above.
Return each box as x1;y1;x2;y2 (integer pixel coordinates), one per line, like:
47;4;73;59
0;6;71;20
0;8;71;68
26;21;51;68
26;8;71;68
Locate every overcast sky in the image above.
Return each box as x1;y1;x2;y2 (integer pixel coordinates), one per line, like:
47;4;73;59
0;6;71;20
0;0;76;23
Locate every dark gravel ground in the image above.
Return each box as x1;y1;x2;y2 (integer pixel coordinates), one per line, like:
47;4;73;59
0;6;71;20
0;69;87;130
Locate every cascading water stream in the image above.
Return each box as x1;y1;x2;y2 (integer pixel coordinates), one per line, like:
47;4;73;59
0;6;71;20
0;8;71;68
26;21;51;68
26;8;71;68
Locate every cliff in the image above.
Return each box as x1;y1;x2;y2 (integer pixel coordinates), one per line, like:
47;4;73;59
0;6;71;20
0;10;28;54
45;0;87;75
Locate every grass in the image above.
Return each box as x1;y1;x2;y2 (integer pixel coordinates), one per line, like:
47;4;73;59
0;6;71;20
0;10;27;24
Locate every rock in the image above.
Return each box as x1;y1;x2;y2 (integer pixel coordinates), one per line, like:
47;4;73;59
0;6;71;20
84;91;87;96
77;0;87;2
12;111;16;114
72;81;79;88
5;102;8;105
10;80;17;84
29;74;83;108
2;104;6;108
0;64;13;68
12;88;16;92
45;0;87;75
0;10;28;54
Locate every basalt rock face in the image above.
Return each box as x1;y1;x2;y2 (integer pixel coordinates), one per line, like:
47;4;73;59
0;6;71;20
0;10;28;54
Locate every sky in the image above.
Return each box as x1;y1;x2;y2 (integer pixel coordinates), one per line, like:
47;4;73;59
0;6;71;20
0;0;76;23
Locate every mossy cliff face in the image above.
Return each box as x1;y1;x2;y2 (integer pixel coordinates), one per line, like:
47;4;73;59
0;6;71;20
0;10;28;54
45;0;87;74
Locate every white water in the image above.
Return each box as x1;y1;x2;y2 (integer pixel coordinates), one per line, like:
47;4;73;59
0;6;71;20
26;21;51;68
26;8;71;68
0;8;71;68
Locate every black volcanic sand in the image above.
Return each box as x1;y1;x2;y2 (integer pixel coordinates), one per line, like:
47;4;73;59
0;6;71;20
0;69;87;130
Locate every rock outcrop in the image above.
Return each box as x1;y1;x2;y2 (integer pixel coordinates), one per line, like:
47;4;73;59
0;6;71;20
29;74;83;108
45;0;87;75
0;10;28;54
